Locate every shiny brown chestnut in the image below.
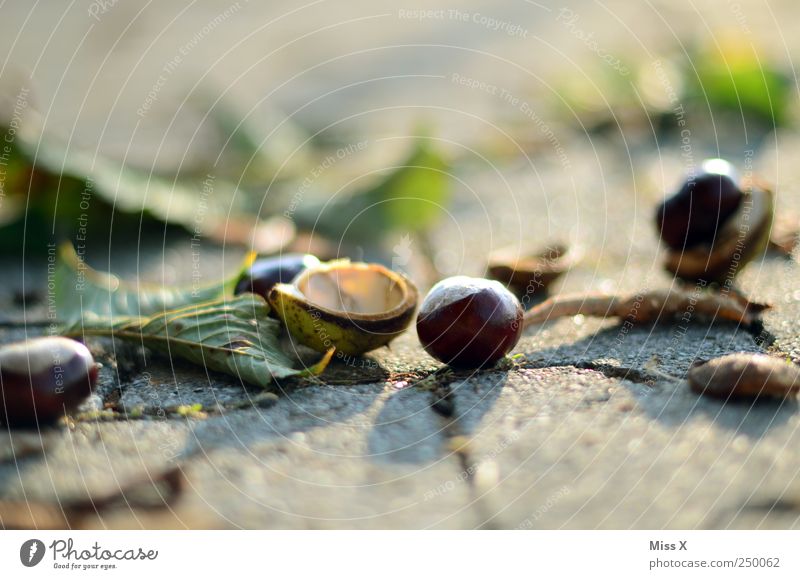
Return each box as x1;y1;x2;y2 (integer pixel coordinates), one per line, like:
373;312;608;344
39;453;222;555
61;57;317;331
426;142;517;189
655;158;743;250
0;337;97;427
416;276;523;368
656;158;774;283
234;253;320;299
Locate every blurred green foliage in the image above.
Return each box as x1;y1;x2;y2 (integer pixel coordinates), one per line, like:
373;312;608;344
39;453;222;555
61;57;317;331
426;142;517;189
688;37;793;127
292;139;450;244
0;104;451;256
553;33;794;135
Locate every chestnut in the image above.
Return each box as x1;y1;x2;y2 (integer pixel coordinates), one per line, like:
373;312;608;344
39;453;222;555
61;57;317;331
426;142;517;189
416;276;523;368
0;337;97;427
655;158;774;283
234;253;320;299
655;158;743;250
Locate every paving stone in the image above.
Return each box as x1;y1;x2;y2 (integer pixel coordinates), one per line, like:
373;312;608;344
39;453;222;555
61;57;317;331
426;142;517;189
0;420;189;503
178;383;474;528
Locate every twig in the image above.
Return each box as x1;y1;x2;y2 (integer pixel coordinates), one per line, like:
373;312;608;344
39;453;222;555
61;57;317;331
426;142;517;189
523;287;769;329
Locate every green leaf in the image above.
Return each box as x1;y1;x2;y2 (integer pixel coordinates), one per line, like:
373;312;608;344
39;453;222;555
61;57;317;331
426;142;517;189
292;139;450;242
15;122;247;233
370;140;450;230
76;294;333;388
55;242;255;327
689;40;791;126
2;116;283;253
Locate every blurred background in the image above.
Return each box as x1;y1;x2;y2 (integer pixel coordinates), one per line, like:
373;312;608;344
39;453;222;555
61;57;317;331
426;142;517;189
1;0;799;288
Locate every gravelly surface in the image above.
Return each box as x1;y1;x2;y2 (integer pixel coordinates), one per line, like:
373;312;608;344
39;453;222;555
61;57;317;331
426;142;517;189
2;0;800;529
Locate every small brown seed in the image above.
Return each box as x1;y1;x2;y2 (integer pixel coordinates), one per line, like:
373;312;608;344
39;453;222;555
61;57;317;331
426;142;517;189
687;353;800;401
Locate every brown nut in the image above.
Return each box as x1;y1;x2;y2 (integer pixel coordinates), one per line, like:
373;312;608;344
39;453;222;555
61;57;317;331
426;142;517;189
662;184;773;283
655;158;744;250
417;276;524;369
657;159;774;283
234;253;320;299
0;337;98;427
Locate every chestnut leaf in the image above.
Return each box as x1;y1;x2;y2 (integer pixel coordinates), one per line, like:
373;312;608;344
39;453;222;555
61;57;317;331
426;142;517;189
71;294;333;388
54;242;255;327
1;115;273;251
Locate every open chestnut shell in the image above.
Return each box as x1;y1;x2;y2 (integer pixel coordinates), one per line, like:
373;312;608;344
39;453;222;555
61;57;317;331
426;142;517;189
487;243;577;298
268;260;418;356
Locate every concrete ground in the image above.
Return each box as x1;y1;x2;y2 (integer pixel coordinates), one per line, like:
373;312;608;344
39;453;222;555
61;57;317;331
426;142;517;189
1;0;800;529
